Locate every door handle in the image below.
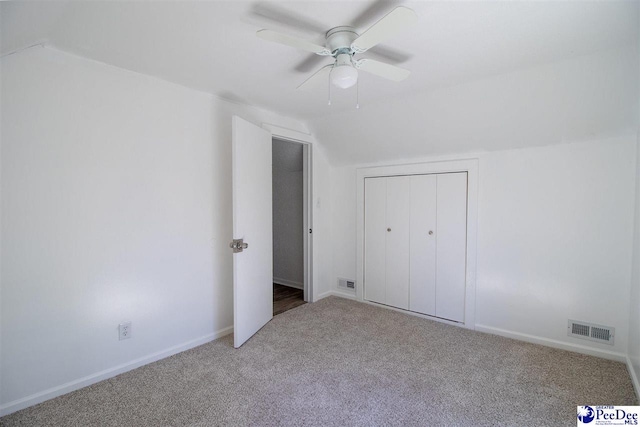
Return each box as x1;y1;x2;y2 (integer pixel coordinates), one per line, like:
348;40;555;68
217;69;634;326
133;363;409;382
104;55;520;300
229;238;249;253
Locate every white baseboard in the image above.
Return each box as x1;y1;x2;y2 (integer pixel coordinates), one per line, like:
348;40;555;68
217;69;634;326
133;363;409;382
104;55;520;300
0;326;233;417
313;290;333;301
627;356;640;401
475;324;626;363
273;277;303;290
331;289;357;300
313;290;356;302
315;299;629;365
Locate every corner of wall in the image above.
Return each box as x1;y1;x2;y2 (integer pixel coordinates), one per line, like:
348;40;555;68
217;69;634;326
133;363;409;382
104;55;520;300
625;5;640;399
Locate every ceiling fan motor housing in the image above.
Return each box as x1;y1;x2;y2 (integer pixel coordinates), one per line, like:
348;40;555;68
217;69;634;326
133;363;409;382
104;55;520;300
326;26;359;55
327;28;359;89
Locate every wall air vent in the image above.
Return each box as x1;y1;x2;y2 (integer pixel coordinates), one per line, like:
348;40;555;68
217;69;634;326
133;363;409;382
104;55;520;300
568;320;614;346
571;323;589;337
338;277;356;292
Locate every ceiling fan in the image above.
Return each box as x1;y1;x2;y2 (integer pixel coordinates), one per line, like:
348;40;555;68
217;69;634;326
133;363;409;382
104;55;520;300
256;6;417;92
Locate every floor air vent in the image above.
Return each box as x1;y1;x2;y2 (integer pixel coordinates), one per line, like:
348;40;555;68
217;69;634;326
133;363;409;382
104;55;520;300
568;320;614;345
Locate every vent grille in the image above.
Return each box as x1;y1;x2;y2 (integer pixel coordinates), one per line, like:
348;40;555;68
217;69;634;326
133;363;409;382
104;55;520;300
568;320;614;345
338;277;356;291
572;323;589;337
591;327;610;341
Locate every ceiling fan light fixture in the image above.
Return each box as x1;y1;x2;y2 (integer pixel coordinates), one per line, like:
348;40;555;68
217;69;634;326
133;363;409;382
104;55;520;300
331;65;358;89
331;53;358;89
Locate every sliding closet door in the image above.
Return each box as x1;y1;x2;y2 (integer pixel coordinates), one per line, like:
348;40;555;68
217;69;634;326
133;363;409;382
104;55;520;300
409;175;437;316
385;176;410;310
364;178;386;305
435;172;468;322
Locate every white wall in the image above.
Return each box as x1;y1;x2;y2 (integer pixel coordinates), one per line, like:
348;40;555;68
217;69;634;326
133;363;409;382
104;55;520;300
0;46;333;414
0;4;4;406
629;130;640;391
331;166;356;296
311;143;333;301
475;138;634;355
1;46;217;410
627;19;640;394
332;136;636;358
272;139;303;287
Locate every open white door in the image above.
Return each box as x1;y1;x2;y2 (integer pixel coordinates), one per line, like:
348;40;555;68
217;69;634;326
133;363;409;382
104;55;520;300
231;116;273;348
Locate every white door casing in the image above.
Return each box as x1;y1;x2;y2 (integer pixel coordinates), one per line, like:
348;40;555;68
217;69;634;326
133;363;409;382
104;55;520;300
263;124;314;303
232;116;273;348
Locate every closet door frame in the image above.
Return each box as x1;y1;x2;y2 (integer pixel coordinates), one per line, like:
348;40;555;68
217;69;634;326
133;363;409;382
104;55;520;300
356;158;479;330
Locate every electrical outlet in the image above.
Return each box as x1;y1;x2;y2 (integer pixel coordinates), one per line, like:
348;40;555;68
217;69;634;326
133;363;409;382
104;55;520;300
119;321;132;340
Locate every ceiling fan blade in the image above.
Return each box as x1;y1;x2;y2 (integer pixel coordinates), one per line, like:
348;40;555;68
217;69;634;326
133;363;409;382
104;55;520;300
294;54;327;73
250;3;328;35
366;44;412;65
351;6;417;54
355;58;410;82
297;64;333;91
350;0;404;29
257;30;331;56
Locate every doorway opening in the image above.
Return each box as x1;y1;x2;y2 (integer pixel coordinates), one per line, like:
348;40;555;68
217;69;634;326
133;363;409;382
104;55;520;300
272;137;310;315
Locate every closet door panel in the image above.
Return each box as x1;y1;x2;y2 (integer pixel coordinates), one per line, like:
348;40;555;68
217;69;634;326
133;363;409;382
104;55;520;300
364;178;387;305
435;172;468;322
385;176;411;310
409;175;437;316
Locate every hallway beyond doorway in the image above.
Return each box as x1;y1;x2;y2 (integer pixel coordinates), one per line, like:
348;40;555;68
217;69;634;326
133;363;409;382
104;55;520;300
273;284;305;315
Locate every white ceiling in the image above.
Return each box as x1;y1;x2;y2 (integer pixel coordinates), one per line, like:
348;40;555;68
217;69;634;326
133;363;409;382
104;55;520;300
2;0;638;123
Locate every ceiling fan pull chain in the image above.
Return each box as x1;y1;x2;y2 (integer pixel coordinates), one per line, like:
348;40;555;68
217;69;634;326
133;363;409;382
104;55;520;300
356;78;360;109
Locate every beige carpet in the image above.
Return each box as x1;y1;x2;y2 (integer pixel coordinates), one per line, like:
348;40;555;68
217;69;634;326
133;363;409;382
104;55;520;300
1;296;636;426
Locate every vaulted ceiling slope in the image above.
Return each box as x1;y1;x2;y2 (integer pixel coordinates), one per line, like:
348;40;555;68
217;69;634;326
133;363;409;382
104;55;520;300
310;43;638;165
2;1;638;164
